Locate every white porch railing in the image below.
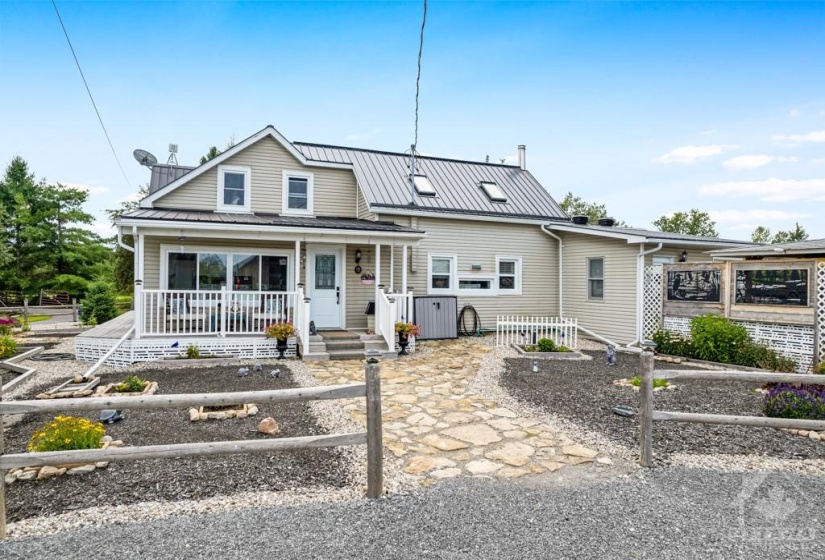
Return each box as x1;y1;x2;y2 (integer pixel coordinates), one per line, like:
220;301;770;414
138;288;298;337
496;316;578;349
392;292;414;324
376;289;397;351
294;286;310;356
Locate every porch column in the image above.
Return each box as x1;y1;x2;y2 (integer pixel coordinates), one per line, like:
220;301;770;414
402;244;409;322
390;245;395;292
134;227;142;339
375;243;381;304
294;240;301;290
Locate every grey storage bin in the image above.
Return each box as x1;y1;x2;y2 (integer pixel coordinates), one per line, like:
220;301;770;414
413;296;458;340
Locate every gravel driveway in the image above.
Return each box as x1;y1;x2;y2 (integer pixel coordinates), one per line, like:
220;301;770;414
2;466;822;559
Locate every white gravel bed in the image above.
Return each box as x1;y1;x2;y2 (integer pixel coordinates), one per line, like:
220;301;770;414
4;337;86;401
474;343;825;476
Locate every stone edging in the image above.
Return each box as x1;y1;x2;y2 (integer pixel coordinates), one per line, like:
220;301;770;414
511;344;588;360
189;404;258;421
4;436;124;485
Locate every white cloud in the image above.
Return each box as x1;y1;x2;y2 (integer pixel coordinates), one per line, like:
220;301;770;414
722;154;799;170
789;109;801;118
653;145;738;165
772;130;825;143
708;209;809;223
58;181;110;195
345;128;382;141
699;177;825;201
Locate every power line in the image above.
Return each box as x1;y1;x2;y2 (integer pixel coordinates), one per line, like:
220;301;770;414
51;0;132;189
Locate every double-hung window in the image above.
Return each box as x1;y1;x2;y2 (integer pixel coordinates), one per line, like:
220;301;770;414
217;166;251;212
282;170;314;215
429;255;456;293
497;257;521;294
588;257;604;300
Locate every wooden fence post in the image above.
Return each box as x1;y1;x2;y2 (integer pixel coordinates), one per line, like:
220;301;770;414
72;298;78;323
23;298;29;324
639;347;655;467
365;357;383;498
1;370;6;540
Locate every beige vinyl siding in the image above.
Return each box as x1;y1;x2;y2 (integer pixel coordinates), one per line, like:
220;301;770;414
356;188;375;220
153;136;359;217
141;236;298;290
561;233;638;344
375;215;559;329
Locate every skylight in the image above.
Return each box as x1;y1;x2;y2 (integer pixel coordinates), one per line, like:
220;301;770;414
480;181;507;202
413;175;436;196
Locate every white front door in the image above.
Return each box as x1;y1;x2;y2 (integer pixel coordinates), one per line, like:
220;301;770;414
308;246;344;329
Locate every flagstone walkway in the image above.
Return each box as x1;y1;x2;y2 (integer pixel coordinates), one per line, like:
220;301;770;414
305;339;611;481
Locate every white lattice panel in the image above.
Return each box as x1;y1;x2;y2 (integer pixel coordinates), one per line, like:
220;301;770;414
75;337;297;367
737;321;814;373
662;316;691;338
642;266;663;339
817;261;825;365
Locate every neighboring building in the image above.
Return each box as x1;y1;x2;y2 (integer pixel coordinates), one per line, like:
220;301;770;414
77;124;749;364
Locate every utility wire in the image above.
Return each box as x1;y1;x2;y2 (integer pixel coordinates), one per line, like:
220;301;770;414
51;0;132;189
413;0;427;151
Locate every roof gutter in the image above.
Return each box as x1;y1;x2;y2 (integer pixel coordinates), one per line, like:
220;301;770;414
540;225;564;317
117;226;135;253
632;243;663;348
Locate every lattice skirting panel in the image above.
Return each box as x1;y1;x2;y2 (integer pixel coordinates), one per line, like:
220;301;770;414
75;337;298;368
643;266;663;339
661;316;813;373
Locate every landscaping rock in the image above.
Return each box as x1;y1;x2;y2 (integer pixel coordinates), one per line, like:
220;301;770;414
407;412;437;426
485;442;536;467
442;424;502;446
429;468;462;479
16;470;36;481
419;434;471;451
66;465;96;475
403;456;456;475
189;408;200;421
36;466;61;480
465;460;503;475
257;417;281;435
562;445;598;459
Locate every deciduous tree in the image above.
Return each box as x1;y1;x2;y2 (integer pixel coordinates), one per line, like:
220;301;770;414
653;209;718;237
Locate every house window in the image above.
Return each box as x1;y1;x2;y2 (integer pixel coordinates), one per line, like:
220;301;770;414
480;181;507;203
166;251;289;292
459;278;493;291
198;253;228;290
282;170;314;215
497;257;521;294
429;255;456;293
413;175;436;196
588;257;604;300
217;166;251;212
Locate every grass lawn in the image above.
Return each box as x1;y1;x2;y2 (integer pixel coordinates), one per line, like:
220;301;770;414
25;315;51;323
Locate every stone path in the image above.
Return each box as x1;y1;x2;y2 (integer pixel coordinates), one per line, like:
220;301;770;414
305;339;611;482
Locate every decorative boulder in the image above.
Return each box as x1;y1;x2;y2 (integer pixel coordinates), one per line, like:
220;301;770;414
257;417;280;435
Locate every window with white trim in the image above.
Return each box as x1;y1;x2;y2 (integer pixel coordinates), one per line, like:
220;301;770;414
217;166;251;212
282;170;314;215
497;257;521;294
588;257;604;300
429;255;456;293
458;277;494;294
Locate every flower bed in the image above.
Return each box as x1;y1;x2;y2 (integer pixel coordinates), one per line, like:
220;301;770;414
512;344;585;360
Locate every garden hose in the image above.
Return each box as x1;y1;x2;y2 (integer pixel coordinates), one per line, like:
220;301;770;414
458;305;482;337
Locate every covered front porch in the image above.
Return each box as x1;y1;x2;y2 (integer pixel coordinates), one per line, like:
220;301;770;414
109;210;426;363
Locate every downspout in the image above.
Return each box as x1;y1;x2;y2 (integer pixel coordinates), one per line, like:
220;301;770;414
117;225;135;253
540;226;563;317
632;242;663;346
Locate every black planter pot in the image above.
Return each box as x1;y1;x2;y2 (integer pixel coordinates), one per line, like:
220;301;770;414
276;338;288;359
398;333;410;356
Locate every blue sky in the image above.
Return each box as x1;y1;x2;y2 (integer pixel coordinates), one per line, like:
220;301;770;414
1;1;824;239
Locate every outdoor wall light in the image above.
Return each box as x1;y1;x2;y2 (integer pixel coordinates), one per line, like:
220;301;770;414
355;248;362;263
679;251;688;262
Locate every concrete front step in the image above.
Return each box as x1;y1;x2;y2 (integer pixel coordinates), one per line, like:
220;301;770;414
326;350;368;361
325;340;367;351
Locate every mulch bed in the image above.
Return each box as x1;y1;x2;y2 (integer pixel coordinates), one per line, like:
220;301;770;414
4;365;350;523
501;351;825;461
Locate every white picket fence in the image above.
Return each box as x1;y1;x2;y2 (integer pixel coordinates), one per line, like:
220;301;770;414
496;316;578;349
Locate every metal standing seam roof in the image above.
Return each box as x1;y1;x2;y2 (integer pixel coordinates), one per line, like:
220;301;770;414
149;164;195;194
120;208;426;234
549;223;750;246
293;143;568;220
709;238;825;255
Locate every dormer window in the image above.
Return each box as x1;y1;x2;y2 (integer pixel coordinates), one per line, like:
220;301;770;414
217;165;251;212
480;181;506;202
282;170;314;215
412;175;436;196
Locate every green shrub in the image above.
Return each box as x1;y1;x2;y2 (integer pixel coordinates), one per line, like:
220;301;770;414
651;329;693;357
0;334;18;359
629;376;670;389
735;341;797;372
115;374;148;393
537;338;556;352
690;315;749;364
82;281;118;325
186;344;201;359
28;415;105;452
556;345;572;352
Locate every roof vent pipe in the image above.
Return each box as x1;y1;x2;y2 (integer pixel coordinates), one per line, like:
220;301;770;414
518;145;526;170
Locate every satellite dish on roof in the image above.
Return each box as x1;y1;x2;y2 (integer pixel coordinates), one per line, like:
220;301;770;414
133;149;158;168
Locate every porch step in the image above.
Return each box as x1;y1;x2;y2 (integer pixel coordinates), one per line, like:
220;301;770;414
325;350;367;361
324;340;367;351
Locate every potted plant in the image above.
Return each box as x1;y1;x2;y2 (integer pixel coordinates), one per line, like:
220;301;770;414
360;271;375;285
265;321;298;359
394;322;420;355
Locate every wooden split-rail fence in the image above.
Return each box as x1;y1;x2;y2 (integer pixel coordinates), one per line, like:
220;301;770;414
0;359;385;539
638;349;825;466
